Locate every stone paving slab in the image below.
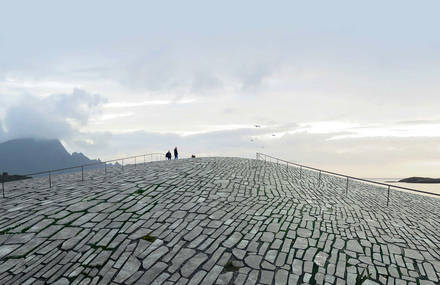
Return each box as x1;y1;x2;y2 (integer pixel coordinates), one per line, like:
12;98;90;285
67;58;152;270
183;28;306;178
0;157;439;284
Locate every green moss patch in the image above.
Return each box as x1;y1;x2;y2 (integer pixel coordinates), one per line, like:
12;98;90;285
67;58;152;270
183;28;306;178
223;261;240;272
142;234;157;242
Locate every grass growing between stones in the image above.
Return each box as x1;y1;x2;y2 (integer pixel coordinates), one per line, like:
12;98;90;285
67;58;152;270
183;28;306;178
20;226;32;233
223;261;240;272
310;262;320;284
142;234;157;242
355;268;371;285
89;244;109;251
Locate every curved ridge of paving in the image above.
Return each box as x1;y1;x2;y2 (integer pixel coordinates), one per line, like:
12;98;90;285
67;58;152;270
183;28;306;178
0;157;439;285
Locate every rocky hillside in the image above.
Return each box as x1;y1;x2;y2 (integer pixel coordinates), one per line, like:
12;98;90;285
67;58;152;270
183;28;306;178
0;138;99;175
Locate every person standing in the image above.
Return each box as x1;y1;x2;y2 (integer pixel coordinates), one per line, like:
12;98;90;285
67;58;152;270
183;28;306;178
166;150;172;160
174;147;178;159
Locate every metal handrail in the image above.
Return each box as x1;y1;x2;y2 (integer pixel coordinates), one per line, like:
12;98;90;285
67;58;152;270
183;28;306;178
22;153;164;176
256;153;440;204
1;152;165;198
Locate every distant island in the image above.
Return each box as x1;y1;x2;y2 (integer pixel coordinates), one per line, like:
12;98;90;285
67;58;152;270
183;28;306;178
398;177;440;183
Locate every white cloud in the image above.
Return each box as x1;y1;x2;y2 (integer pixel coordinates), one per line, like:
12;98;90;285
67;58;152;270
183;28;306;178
94;112;134;121
104;98;196;109
328;122;440;140
0;88;106;141
2;77;78;93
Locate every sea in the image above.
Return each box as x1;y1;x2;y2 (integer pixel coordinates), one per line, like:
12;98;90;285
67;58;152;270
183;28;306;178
368;178;440;198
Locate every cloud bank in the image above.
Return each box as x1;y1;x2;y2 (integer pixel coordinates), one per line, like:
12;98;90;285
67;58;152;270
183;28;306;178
2;87;440;179
0;88;106;142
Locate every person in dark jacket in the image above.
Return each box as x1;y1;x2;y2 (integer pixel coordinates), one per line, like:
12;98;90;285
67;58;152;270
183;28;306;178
174;147;178;159
166;150;172;160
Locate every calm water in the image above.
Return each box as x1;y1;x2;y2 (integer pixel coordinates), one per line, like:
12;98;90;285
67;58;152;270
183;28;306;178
368;178;440;198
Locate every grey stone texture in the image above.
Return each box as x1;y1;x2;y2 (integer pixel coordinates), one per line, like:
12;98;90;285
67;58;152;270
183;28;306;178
0;157;439;284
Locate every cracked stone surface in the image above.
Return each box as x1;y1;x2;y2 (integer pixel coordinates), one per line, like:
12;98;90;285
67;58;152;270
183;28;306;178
0;157;439;284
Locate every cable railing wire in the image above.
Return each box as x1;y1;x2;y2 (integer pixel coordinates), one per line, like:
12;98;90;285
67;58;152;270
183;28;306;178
3;152;437;203
256;152;440;206
1;152;165;198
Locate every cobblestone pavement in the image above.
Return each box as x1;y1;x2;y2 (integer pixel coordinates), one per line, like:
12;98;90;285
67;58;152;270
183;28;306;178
0;157;439;285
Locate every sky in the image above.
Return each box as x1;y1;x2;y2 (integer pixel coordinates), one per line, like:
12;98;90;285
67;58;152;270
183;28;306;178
0;0;439;178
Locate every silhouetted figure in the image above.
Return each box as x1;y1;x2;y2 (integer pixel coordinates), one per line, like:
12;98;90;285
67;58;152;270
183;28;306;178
191;155;196;158
166;150;172;160
174;147;178;159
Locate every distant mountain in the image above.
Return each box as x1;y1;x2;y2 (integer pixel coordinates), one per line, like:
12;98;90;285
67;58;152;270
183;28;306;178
0;138;100;175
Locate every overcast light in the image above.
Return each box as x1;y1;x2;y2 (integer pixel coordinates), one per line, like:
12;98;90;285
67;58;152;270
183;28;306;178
1;0;439;177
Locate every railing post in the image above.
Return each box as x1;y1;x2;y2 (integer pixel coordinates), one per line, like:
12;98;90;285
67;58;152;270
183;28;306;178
386;185;390;206
135;157;137;168
81;166;84;181
2;175;5;198
346;177;349;195
122;159;124;171
150;154;153;162
300;166;302;179
286;162;289;170
318;171;321;185
104;162;107;175
144;155;146;165
49;172;52;188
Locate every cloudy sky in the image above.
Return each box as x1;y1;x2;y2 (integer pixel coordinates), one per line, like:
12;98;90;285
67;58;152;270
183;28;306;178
1;0;439;177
